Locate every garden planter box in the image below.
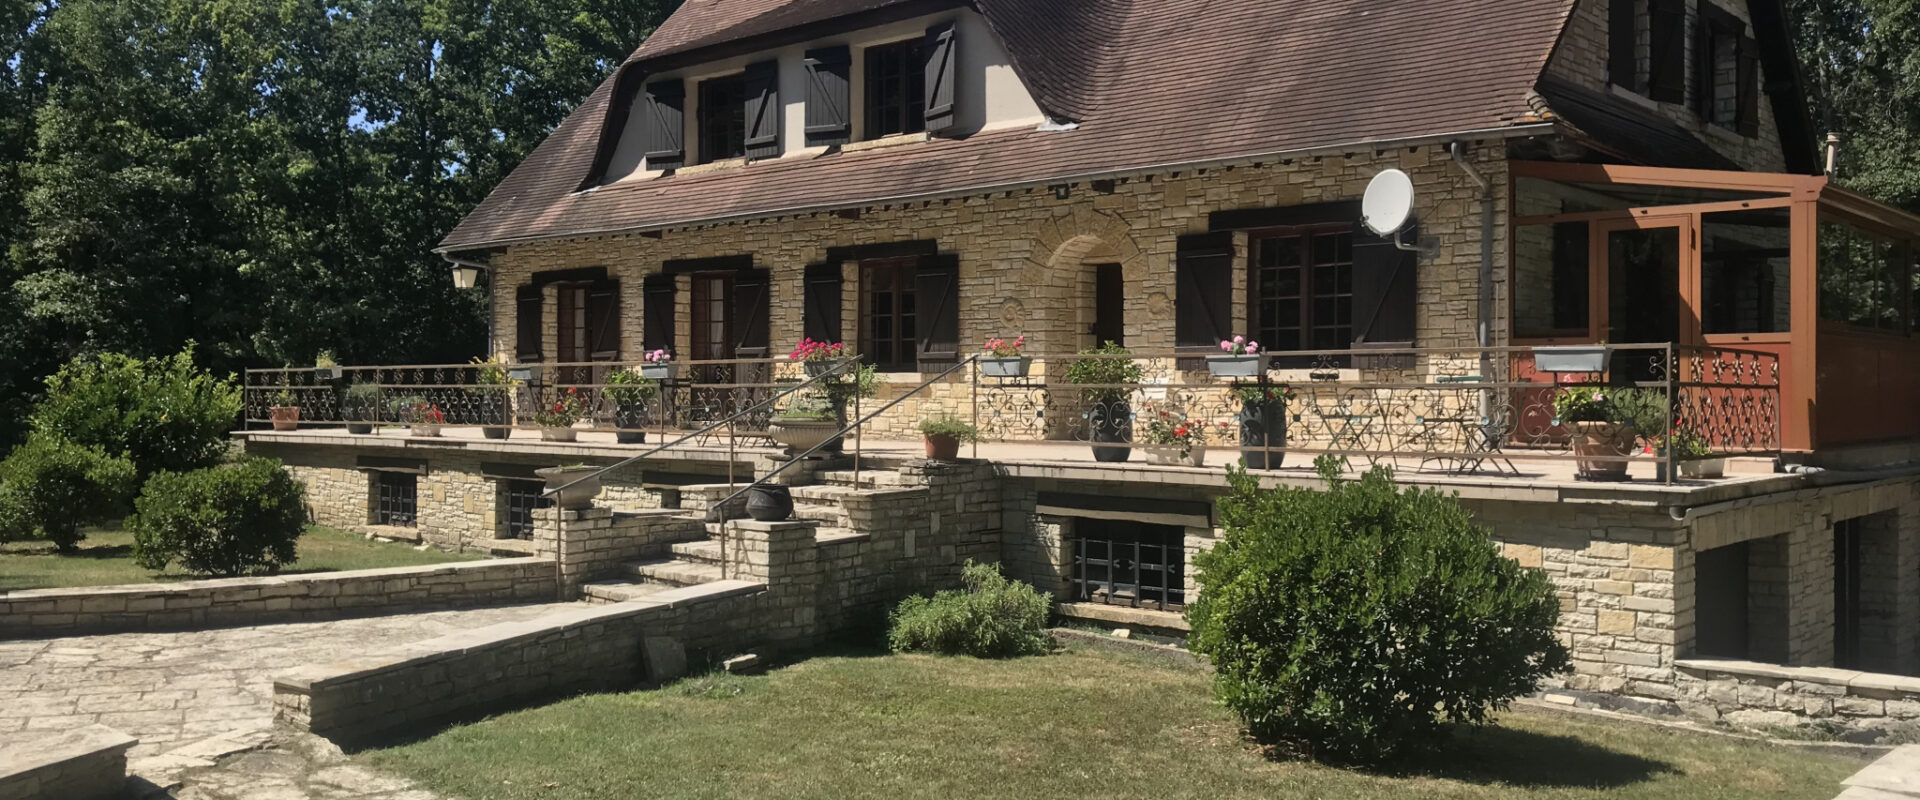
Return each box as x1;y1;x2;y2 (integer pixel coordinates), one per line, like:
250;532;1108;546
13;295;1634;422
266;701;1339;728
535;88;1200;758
535;466;601;510
540;427;577;442
1534;345;1611;374
1207;355;1262;378
639;363;674;381
1143;445;1207;467
979;357;1031;378
1680;458;1726;479
411;423;440;438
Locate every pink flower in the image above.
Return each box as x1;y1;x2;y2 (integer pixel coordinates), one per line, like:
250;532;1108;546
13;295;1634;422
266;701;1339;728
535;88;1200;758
1220;341;1233;352
1246;342;1260;354
1233;335;1245;344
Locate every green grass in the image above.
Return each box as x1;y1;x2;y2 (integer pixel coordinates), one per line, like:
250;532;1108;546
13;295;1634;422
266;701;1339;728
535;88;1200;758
363;647;1862;800
0;525;485;591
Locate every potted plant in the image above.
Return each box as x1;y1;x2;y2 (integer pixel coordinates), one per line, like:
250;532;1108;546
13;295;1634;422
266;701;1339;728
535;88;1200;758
767;393;842;454
1534;344;1612;374
1208;336;1263;377
1142;410;1224;467
1064;342;1144;462
535;464;601;510
604;368;659;444
268;379;301;431
396;398;445;437
1234;383;1296;470
639;349;675;381
343;380;383;434
314;350;340;381
919;413;979;461
472;356;518;439
791;338;852;377
1658;427;1724;480
980;336;1030;378
533;387;588;442
1553;387;1662;481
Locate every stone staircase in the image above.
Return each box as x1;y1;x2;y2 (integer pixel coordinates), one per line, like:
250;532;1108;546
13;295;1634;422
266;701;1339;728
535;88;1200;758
581;469;911;604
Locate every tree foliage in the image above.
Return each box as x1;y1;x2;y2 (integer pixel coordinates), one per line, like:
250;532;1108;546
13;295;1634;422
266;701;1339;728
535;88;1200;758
0;432;138;551
0;0;679;444
30;344;243;480
1789;0;1920;211
129;455;307;576
1186;459;1570;765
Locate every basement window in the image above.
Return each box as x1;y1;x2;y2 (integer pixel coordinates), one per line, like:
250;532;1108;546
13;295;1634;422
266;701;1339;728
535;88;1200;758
373;472;417;528
499;479;551;540
1071;520;1186;612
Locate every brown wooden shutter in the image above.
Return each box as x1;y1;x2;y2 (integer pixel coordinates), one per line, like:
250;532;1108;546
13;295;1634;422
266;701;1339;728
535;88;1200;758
915;254;960;361
1692;16;1713;117
923;22;957;134
586;279;621;361
732;269;771;358
803;46;851;147
515;285;544;362
643;79;685;170
1174;232;1233;349
803;263;843;343
1735;35;1760;136
642;274;676;354
743;60;780;160
1350;222;1418;346
1608;0;1637;88
1648;0;1687;103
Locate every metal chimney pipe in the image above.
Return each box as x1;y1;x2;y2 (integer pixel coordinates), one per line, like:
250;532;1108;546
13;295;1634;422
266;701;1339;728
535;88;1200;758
1825;133;1842;178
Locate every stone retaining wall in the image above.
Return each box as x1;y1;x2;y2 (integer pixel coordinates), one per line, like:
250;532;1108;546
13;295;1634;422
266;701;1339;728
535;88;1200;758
0;724;136;800
273;580;766;746
0;558;556;638
1672;659;1920;736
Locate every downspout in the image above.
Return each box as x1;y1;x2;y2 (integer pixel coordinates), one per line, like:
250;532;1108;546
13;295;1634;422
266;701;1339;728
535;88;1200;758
1451;141;1497;428
442;253;495;357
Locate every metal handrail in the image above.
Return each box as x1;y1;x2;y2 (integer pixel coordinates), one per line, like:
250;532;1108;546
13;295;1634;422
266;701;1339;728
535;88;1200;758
537;357;861;502
704;355;980;524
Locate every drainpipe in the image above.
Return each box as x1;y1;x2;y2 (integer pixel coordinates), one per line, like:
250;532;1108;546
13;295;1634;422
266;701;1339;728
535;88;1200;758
442;253;495;357
1451;141;1497;428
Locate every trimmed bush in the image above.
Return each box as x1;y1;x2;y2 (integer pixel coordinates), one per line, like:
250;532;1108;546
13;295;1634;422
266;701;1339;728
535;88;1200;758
31;345;242;480
128;456;307;576
888;561;1051;658
0;434;138;551
1186;458;1571;765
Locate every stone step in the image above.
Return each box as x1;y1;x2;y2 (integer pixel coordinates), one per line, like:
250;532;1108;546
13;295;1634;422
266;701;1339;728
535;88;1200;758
670;539;724;565
627;558;723;587
817;469;911;489
582;580;675;604
673;483;752;515
792;501;846;525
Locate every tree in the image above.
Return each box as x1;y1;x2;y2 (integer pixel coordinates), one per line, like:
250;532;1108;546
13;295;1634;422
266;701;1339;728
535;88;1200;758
1789;0;1920;211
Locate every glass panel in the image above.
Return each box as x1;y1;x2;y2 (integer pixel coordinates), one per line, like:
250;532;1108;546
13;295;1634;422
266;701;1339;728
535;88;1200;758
1516;177;1785;216
1820;218;1913;332
1702;208;1791;334
1514;221;1590;337
1607;226;1681;344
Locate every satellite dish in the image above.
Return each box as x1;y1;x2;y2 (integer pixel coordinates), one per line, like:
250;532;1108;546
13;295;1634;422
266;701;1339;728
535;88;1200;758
1362;169;1416;237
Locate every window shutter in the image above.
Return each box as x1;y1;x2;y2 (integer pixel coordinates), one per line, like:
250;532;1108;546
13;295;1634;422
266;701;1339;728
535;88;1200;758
915;254;960;361
1608;0;1637;88
803;46;851;147
803;263;844;343
515;285;544;362
1648;0;1687;103
643;79;685;170
642;274;676;355
1692;16;1713;117
1350;222;1419;346
743;61;780;160
1735;35;1760;136
587;279;621;361
922;22;957;134
1174;232;1234;349
732;269;771;358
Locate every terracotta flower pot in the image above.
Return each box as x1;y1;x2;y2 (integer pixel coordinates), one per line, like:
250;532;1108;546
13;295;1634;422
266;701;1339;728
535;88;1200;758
269;406;300;431
924;434;961;461
1572;421;1634;481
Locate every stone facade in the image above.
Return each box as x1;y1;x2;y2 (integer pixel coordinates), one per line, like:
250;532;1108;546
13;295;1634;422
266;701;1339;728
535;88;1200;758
0;558;556;638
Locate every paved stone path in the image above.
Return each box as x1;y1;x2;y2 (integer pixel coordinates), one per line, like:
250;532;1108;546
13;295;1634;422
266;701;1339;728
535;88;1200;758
0;602;579;797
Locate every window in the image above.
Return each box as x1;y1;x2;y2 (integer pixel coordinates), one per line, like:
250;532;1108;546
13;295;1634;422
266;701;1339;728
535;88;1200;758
698;73;746;164
689;274;733;361
1819;218;1913;333
864;38;925;140
373;472;417;528
1514;222;1591;338
862;258;918;372
1251;227;1353;353
1695;4;1759;135
1071;520;1186;612
1702;208;1790;335
500;479;550;540
1609;0;1686;102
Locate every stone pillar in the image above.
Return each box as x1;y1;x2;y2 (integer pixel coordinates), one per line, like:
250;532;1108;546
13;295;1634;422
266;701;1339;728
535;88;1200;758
1785;527;1836;667
724;519;821;646
534;505;617;601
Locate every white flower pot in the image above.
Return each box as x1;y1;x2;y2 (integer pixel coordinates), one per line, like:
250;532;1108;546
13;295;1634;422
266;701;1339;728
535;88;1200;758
1534;346;1612;374
540;426;578;442
768;418;840;453
535;466;601;510
640;363;674;381
1679;458;1726;479
1207;355;1262;378
980;356;1031;378
1144;445;1207;467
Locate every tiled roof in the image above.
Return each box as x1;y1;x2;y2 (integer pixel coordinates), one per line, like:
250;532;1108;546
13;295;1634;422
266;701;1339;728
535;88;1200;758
440;0;1576;252
1533;75;1742;171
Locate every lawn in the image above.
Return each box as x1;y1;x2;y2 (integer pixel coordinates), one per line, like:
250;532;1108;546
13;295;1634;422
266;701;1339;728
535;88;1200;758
364;645;1862;800
0;525;486;591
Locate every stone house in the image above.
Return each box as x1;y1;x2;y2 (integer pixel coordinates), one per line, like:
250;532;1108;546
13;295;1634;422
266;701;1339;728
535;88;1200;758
243;0;1920;733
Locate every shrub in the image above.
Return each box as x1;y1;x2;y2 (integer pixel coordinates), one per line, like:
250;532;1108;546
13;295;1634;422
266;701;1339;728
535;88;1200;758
918;413;979;442
1063;342;1143;404
128;456;307;576
30;345;242;480
1185;457;1570;765
888;561;1051;658
0;434;138;551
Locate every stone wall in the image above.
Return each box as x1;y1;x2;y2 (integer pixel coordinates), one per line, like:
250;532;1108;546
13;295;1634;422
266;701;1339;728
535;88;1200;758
533;507;705;598
811;460;1005;631
0;558;556;638
0;724;135;800
273;581;766;747
1672;659;1920;737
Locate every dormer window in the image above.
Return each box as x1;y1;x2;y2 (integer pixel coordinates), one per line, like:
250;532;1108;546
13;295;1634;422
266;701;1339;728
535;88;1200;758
699;73;748;164
865;38;927;140
1608;0;1686;103
1695;3;1759;136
